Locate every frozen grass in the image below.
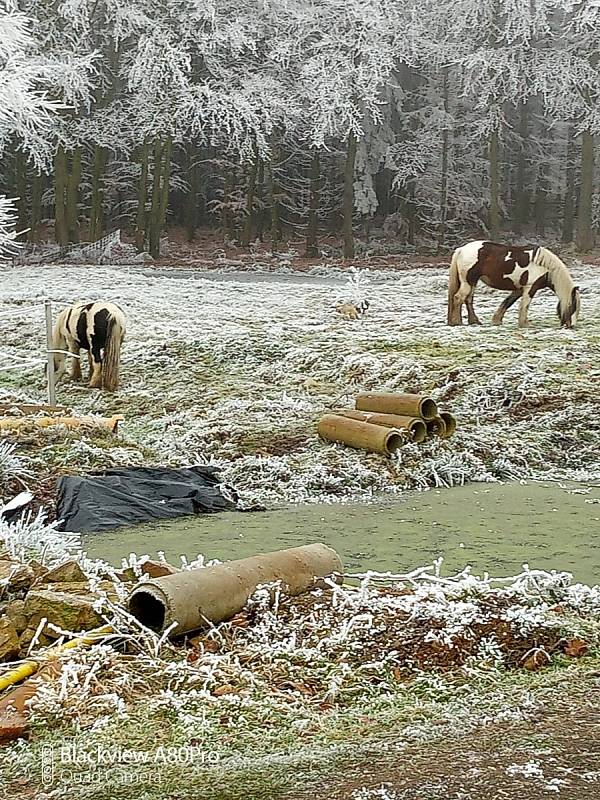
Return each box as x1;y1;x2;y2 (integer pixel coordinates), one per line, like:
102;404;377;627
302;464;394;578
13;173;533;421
0;563;598;798
1;261;599;508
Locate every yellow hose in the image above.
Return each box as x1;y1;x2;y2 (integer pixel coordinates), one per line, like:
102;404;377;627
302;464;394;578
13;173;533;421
0;624;114;693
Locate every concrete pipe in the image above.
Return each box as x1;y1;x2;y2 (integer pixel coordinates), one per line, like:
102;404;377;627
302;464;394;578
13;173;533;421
317;413;404;455
337;410;427;443
426;416;447;438
355;392;438;421
128;543;343;635
439;412;457;438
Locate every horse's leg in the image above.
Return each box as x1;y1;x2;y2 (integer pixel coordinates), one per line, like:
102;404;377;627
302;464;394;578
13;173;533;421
518;288;533;328
492;290;521;325
465;287;482;325
452;279;474;326
66;338;82;381
88;340;103;389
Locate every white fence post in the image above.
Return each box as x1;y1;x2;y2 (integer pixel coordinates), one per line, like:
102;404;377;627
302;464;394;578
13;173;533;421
44;299;56;406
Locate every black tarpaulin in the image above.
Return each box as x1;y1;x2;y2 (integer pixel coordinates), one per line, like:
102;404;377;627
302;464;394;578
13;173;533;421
56;465;238;532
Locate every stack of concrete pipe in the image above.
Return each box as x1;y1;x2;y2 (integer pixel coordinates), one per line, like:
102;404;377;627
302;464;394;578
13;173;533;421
317;392;457;456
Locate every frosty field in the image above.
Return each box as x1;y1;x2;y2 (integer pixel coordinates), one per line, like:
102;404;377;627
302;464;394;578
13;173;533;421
1;260;600;512
1;260;600;799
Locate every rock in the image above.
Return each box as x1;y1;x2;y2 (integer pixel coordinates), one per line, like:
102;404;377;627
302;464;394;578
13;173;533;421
0;711;29;743
43;560;87;584
29;560;49;582
122;560;180;581
0;562;35;592
5;600;27;634
24;589;103;638
0;617;20;661
18;626;55;654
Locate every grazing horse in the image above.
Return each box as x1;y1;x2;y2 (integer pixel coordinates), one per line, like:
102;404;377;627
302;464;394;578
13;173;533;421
51;301;126;390
447;240;580;328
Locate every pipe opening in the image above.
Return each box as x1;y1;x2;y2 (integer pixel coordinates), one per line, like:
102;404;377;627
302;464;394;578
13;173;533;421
384;432;403;454
409;420;427;443
426;418;446;438
129;590;166;632
440;412;456;437
420;398;438;420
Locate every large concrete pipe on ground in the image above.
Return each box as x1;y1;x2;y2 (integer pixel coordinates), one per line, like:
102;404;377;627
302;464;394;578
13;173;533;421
439;412;457;438
337;410;427;443
426;416;447;438
355;392;438;421
317;413;404;455
128;544;343;636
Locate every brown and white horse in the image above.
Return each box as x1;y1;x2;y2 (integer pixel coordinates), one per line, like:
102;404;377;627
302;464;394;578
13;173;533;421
51;301;126;390
447;241;580;328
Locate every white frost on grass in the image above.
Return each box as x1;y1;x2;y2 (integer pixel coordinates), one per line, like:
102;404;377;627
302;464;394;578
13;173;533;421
0;509;80;565
1;262;600;507
506;761;566;793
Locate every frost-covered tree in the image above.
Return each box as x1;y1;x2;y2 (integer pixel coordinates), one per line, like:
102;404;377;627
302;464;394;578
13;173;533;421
0;1;62;253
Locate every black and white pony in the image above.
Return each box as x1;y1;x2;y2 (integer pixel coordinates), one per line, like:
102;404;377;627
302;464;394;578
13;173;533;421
51;302;126;391
447;240;581;328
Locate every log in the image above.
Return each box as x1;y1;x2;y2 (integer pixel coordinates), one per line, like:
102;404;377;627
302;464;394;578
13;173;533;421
128;543;343;635
336;410;427;443
355;392;438;420
317;414;404;455
0;415;123;433
0;403;68;415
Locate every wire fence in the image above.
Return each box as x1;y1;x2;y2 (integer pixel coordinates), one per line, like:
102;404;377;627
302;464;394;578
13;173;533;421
0;300;56;404
11;229;124;266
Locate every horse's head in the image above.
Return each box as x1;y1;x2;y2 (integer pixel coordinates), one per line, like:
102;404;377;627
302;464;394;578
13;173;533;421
556;286;581;328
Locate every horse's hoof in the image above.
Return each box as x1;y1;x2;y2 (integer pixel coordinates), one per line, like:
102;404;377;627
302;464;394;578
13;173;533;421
468;319;482;326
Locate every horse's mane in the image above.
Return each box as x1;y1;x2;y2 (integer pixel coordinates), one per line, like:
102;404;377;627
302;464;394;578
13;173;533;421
534;246;579;323
534;246;575;296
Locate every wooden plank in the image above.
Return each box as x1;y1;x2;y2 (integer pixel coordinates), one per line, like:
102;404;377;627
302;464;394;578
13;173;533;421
0;402;69;415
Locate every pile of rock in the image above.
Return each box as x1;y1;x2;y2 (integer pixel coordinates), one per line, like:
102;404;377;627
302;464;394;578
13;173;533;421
0;548;179;662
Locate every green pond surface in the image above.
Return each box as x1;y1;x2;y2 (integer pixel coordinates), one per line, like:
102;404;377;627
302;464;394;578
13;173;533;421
83;482;600;586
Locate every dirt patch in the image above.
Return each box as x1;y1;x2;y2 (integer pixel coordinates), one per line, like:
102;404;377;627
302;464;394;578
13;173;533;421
287;688;600;800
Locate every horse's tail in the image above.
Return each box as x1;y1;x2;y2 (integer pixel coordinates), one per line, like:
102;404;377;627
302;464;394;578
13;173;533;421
447;247;461;324
103;311;125;391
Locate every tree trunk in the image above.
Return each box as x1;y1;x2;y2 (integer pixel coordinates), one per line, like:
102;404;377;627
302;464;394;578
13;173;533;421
255;160;266;242
29;171;42;243
54;145;69;247
241;156;259;248
135;142;149;252
343;131;357;260
158;135;172;232
576;130;594;253
221;170;235;240
489;128;501;239
66;147;81;243
562;126;576;243
185;142;199;242
514;101;530;234
148;137;172;259
306;148;320;257
534;165;547;237
90;145;108;241
14;149;27;237
266;153;280;253
436;69;450;254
